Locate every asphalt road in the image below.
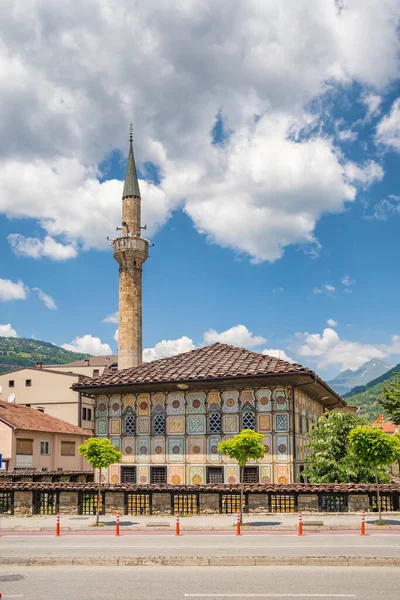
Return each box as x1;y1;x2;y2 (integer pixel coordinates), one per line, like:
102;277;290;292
0;566;398;600
1;533;400;559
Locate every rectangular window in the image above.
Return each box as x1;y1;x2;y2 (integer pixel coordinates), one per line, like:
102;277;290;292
269;493;297;513
25;379;32;387
243;466;258;483
125;493;151;515
82;407;87;420
79;492;104;515
221;494;246;514
61;441;75;456
121;467;136;483
207;467;224;484
173;493;198;515
40;441;50;455
0;492;14;515
35;491;58;515
151;467;166;484
319;494;347;512
8;380;14;388
88;408;92;421
93;369;100;377
16;438;33;455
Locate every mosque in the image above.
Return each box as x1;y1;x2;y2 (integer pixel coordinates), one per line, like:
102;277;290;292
74;130;348;488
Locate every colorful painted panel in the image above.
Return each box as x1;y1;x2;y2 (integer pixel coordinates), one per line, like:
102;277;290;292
168;465;185;485
275;434;290;462
110;419;121;435
151;393;166;413
109;464;120;484
208;435;221;463
167;392;185;415
109;396;121;417
137;394;150;416
221;391;239;413
136;437;150;463
258;414;271;432
187;436;206;463
96;419;108;436
188;416;206;434
240;389;255;409
259;434;272;463
187;392;206;414
274;388;289;411
96;397;108;418
260;465;272;484
206;391;221;412
189;466;205;485
122;437;135;462
276;464;290;484
95;467;108;484
151;437;166;463
138;466;149;485
275;413;289;432
110;437;121;451
122;394;135;413
137;417;150;435
166;416;185;434
225;465;240;484
167;437;185;462
256;389;272;411
223;415;239;434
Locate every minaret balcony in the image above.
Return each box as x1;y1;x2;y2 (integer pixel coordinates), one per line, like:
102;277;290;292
113;236;149;265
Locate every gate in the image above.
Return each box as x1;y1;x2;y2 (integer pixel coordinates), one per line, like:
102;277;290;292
0;492;14;515
268;493;297;513
173;493;198;515
34;491;58;515
125;493;151;515
221;493;246;514
79;492;105;515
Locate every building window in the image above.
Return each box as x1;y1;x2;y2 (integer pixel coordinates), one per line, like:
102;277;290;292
151;467;166;484
40;441;50;455
242;411;255;430
124;415;136;435
25;379;32;387
243;466;258;483
37;407;45;413
125;493;151;515
16;439;33;455
61;441;75;456
8;380;14;388
121;467;136;483
319;494;347;512
207;467;224;484
276;414;289;431
221;494;246;514
153;414;165;435
93;369;100;377
269;493;297;513
82;408;92;421
79;492;104;515
0;492;14;515
88;408;92;421
208;412;221;434
173;493;198;515
34;491;58;515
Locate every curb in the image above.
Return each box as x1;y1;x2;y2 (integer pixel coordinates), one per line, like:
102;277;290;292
0;556;399;567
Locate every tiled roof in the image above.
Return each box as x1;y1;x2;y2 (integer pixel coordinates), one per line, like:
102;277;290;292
0;400;91;436
376;421;399;434
74;343;316;390
48;355;117;368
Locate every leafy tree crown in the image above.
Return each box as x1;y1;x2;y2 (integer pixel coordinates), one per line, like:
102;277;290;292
78;437;122;470
217;429;265;466
348;427;400;469
380;373;400;426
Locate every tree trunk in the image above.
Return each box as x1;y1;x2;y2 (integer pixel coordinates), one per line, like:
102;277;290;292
239;465;245;525
375;467;382;523
97;468;102;526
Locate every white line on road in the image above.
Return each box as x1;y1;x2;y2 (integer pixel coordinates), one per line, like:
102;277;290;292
184;595;357;598
0;545;397;549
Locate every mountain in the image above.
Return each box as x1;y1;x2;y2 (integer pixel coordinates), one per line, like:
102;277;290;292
344;363;400;421
0;337;91;373
328;358;393;396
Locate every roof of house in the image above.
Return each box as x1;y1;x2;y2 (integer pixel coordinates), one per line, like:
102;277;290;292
376;421;399;434
0;399;90;435
0;366;80;377
48;355;117;368
73;343;345;406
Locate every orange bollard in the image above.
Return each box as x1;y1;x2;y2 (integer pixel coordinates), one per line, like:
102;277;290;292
298;511;303;536
236;511;241;536
55;512;60;537
360;510;366;536
175;512;180;536
115;512;120;537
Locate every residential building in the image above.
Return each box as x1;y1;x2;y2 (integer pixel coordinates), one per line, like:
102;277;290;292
46;355;118;378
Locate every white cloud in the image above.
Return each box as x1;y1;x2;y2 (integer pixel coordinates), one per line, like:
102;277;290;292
33;287;57;311
0;278;28;302
342;274;355;287
114;328;118;342
314;283;336;295
143;336;195;362
262;349;294;363
0;323;17;337
344;160;384;188
361;93;382;120
364;196;400;221
327;319;338;326
203;324;266;348
273;287;284;293
62;334;112;355
0;1;399;262
103;312;119;324
376;98;400;150
8;234;77;261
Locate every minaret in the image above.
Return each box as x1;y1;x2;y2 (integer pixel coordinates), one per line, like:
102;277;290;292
113;126;148;370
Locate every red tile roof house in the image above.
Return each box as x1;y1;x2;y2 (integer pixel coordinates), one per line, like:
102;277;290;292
0;399;92;472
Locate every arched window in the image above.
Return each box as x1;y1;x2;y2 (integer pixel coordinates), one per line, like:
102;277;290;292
153;414;165;435
242;411;255;431
208;412;221;434
124;415;135;436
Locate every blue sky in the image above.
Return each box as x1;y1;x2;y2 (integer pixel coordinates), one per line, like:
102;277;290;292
1;1;400;380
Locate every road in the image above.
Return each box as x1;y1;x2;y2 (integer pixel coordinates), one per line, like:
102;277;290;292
0;566;398;600
0;533;399;560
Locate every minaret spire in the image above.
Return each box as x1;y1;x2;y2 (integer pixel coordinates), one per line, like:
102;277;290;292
122;124;141;200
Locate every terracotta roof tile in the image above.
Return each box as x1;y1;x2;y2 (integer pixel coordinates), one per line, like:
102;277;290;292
0;400;91;436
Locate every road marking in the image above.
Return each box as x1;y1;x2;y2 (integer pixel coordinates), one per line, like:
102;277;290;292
184;595;357;598
0;544;398;549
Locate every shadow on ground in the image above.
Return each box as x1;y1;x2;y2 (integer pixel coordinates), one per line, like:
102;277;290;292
100;520;137;526
244;521;282;526
367;519;400;525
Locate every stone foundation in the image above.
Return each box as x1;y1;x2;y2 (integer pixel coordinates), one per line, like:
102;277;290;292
199;493;219;514
14;491;33;515
348;494;369;511
152;492;171;514
298;494;319;512
248;493;268;513
105;492;124;514
59;492;79;515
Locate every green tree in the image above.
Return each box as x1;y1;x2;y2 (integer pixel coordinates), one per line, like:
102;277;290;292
218;429;265;523
78;438;122;525
348;427;400;523
380;373;400;424
303;412;390;484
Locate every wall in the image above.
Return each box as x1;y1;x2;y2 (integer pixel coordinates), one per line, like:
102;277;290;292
294;389;324;480
0;420;13;461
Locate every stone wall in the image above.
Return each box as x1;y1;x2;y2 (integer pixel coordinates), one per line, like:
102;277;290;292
13;491;33;515
199;492;219;514
152;492;171;514
59;492;79;515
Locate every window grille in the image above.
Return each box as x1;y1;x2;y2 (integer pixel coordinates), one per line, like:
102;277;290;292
276;414;289;431
221;494;246;514
242;411;255;430
173;493;198;515
208;412;221;434
269;493;297;513
35;492;58;515
319;494;347;512
207;467;224;484
151;467;166;484
124;415;136;435
126;493;151;515
0;492;14;514
153;414;165;435
243;467;258;483
79;492;104;515
370;494;398;512
121;467;136;483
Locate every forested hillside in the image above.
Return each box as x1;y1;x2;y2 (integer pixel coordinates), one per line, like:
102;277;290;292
344;364;400;421
0;337;90;373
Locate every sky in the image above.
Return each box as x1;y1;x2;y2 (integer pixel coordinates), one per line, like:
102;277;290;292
1;0;400;380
